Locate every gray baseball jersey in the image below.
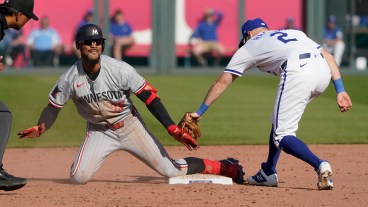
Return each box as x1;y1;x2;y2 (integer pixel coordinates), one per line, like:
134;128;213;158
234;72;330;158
48;55;188;183
225;29;332;145
49;55;144;126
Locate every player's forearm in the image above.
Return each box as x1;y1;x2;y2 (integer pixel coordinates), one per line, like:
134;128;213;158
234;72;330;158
38;104;61;130
136;85;175;128
197;73;235;116
204;83;226;105
205;73;235;105
321;48;347;94
146;98;175;129
321;48;341;80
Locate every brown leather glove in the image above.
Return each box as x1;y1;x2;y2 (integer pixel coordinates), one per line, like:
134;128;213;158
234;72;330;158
178;112;201;140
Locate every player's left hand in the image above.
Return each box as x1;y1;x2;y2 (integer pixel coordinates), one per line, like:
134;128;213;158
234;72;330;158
18;123;46;138
167;125;199;151
189;112;201;121
336;92;352;112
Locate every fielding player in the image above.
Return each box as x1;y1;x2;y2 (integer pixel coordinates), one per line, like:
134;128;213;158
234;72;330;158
189;18;352;190
17;24;245;184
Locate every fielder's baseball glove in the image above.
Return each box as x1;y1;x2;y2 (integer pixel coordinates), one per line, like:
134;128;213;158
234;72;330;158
178;112;201;140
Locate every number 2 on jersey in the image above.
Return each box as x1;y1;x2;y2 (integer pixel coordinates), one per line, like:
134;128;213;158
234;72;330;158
270;31;297;43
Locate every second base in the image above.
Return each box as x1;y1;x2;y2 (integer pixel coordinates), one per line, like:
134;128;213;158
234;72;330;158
167;174;233;185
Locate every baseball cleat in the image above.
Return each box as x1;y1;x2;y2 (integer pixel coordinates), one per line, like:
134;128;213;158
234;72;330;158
247;169;278;187
0;166;27;191
219;158;245;184
317;161;333;190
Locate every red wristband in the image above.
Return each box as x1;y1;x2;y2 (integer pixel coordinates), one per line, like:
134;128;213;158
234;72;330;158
167;125;178;135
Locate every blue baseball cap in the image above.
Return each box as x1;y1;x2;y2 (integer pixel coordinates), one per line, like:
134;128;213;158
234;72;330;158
287;17;294;23
328;15;336;23
239;18;268;48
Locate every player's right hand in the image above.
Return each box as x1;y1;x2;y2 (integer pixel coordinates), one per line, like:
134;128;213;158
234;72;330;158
167;125;199;151
18;123;46;139
336;92;352;112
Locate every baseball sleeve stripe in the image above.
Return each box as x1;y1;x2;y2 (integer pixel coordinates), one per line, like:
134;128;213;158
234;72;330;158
224;69;243;76
134;82;147;95
48;99;63;108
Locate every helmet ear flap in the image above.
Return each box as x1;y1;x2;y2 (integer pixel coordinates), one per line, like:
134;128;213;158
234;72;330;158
75;41;80;50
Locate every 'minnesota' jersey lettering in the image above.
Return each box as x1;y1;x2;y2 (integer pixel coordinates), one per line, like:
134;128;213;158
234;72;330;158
81;90;124;104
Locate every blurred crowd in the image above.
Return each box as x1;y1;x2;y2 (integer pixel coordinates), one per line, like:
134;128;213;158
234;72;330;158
187;10;349;67
0;8;135;68
0;7;355;69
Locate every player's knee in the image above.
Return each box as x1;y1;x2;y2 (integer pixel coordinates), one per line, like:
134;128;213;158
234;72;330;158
70;170;92;184
70;175;89;184
273;132;296;148
157;159;187;178
275;135;303;155
155;167;178;178
153;163;183;178
273;135;287;148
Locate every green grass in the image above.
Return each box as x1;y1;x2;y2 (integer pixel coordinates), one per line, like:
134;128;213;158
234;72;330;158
1;73;367;148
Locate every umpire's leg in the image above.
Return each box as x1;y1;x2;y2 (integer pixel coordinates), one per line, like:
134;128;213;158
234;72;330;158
0;101;12;164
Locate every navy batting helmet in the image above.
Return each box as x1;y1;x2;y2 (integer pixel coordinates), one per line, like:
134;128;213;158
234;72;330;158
75;24;105;42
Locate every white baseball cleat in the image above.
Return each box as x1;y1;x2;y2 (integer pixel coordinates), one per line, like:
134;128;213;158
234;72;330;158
246;169;278;187
317;161;333;190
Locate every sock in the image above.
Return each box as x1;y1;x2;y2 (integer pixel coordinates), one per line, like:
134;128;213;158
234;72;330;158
279;135;320;171
202;159;221;175
184;157;221;175
183;157;205;174
262;126;281;175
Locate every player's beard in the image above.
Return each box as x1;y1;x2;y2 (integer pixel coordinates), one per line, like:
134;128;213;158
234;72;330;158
86;56;100;65
81;51;101;65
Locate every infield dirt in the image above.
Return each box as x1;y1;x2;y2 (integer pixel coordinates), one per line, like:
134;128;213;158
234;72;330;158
1;145;367;207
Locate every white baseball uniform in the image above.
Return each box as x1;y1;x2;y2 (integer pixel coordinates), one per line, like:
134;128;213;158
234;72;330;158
48;55;188;183
224;29;332;146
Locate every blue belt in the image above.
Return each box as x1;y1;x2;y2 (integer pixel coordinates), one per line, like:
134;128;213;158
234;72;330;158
299;53;311;59
299;53;324;59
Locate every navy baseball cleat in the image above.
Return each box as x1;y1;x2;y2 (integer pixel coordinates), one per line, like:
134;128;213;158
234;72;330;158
247;169;278;187
0;165;27;191
219;158;245;184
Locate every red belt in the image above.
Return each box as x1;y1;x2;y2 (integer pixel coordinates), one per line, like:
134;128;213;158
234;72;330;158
109;120;124;129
